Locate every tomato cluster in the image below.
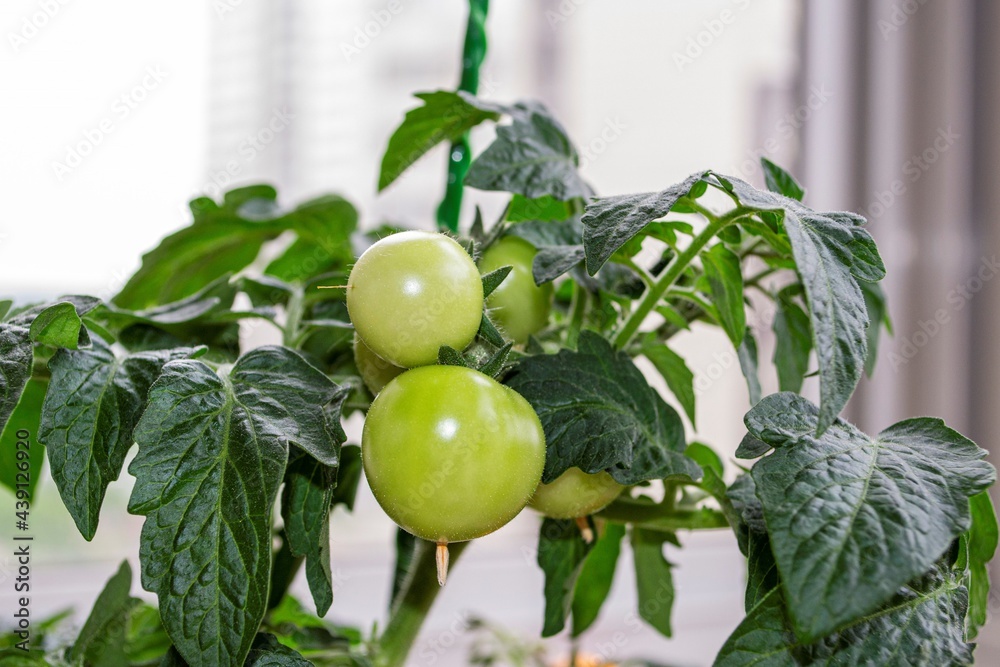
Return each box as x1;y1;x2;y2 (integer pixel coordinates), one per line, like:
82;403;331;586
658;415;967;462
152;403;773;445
348;230;621;581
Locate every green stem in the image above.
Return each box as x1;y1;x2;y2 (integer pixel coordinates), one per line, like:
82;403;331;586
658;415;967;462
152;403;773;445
436;0;490;233
612;206;751;350
376;540;469;667
565;282;588;349
283;286;305;348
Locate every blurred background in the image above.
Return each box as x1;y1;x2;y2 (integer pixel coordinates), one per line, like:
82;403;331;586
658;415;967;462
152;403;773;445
2;0;999;664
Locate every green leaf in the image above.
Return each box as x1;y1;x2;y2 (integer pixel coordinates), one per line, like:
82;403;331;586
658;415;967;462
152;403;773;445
124;604;172;665
571;522;625;636
127;346;342;666
0;377;47;499
771;289;812;393
466;102;589;201
713;570;973;667
28;302;83;349
478;313;506;347
239;275;295;308
760;158;804;201
538;518;593;637
685;442;723;479
632;528;675;637
581;171;708;275
736;328;762;406
508;218;583;248
744;392;995;641
390;529;417;610
39;338;197;540
507;194;577;222
965;491;998;638
330;445;363;511
282;452;338;616
69;560;137;666
0;300;11;321
378;91;501;191
263;196;358;284
481;265;513;298
532;245;586;285
0;321;33;439
641;342;696;427
860;279;892;377
701;244;746;346
506;331;700;485
244;633;311;666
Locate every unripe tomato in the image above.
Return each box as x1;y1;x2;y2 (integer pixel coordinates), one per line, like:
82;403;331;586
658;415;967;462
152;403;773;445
347;231;484;368
479;236;552;344
362;365;545;543
529;467;624;519
353;335;404;394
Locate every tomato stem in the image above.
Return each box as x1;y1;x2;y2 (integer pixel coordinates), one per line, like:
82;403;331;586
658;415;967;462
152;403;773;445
435;542;449;586
575;516;594;544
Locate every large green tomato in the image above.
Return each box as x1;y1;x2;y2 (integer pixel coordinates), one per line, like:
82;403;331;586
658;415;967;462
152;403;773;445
353;335;404;395
529;467;624;519
362;365;545;544
347;231;484;368
479;236;552;344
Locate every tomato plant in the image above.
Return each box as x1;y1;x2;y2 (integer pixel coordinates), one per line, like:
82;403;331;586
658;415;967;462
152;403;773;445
1;3;997;666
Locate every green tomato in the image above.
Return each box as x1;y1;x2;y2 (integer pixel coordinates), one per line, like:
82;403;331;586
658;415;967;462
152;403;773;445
362;365;545;543
353;335;404;394
529;467;624;519
479;236;552;344
347;231;484;368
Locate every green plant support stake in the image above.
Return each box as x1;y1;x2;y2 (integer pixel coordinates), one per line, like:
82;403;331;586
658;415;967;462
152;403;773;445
436;0;489;233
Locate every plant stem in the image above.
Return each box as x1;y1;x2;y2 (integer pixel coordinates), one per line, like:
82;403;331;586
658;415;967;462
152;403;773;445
436;0;489;233
283;286;305;348
376;540;469;667
612;207;751;350
565;282;588;349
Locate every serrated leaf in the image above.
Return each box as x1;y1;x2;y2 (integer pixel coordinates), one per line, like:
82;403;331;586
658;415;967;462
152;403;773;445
581;171;708;274
263;196;358;284
772;289;812;392
641;342;696;427
127;346;342;666
965;491;998;638
466;102;589;201
508;218;584;248
745;392;995;641
571;522;625;637
701;244;746;346
532;245;586;285
481;265;513;298
507;194;577;222
28;302;83;349
282;453;337;617
244;633;311;666
70;560;137;666
538;518;593;637
713;570;973;667
0;321;33;438
39;339;198;540
736;329;762;406
506;331;699;485
378;91;502;191
0;377;47;499
632;528;675;637
760;158;804;201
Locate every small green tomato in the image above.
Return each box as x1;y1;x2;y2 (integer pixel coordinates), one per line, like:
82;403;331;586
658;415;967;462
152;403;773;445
529;467;625;519
479;236;553;344
353;335;404;395
362;365;545;544
347;231;484;368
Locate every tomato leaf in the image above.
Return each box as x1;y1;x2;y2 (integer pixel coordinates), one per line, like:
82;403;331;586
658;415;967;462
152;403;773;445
532;245;585;285
860;278;892;377
244;633;311;666
0;377;47;500
506;331;700;485
39;338;198;541
264;196;358;284
581;171;709;275
69;560;138;666
127;346;343;666
640;342;696;427
538;518;593;637
713;569;973;667
632;528;676;638
28;302;83;349
965;491;998;638
571;522;625;637
771;288;812;392
507;194;577;222
760;158;804;201
0;322;34;438
701;244;745;346
743;392;995;641
466;102;589;201
378;91;502;192
736;328;762;406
